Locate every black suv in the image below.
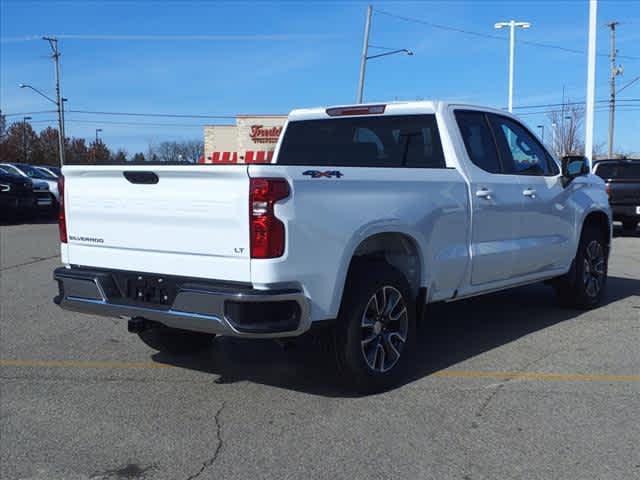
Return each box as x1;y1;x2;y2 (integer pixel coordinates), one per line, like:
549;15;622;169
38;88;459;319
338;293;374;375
0;169;37;219
593;158;640;232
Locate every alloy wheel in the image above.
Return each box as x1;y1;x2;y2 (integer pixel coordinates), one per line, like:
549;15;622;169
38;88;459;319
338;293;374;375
360;285;409;373
583;240;605;298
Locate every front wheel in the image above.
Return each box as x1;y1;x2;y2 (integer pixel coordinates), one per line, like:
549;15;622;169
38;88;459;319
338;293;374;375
554;226;608;309
137;324;215;355
335;260;416;393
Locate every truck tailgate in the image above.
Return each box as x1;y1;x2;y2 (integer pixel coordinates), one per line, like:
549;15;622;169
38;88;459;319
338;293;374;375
61;165;251;282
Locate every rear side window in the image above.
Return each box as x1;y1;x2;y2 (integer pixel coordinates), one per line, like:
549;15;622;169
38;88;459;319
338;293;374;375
277;114;445;168
454;111;501;174
595;162;640;179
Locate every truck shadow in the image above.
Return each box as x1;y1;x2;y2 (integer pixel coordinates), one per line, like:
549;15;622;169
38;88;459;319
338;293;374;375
613;223;639;238
152;275;639;397
0;217;57;226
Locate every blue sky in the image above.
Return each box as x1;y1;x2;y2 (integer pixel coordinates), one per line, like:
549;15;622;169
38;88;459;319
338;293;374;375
1;0;639;156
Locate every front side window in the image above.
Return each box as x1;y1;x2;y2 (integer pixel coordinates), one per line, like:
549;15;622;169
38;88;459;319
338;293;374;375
277;114;445;168
489;115;552;176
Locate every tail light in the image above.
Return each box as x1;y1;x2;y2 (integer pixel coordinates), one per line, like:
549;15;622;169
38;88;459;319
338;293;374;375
605;183;611;200
250;178;289;258
58;175;67;243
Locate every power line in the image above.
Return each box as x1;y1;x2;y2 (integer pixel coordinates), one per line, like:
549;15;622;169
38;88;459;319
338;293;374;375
66;109;239;119
27;118;206;128
4;100;638;121
1;33;340;43
4;110;57;117
374;8;640;61
511;98;640;110
515;106;640;117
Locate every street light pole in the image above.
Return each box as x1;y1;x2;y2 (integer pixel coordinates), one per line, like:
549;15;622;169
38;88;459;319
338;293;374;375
355;5;413;103
357;5;373;104
495;20;531;112
584;0;597;168
96;128;102;144
43;36;65;168
22;116;32;162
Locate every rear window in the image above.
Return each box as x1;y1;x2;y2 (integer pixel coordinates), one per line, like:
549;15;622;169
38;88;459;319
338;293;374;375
277;115;446;168
595;162;640;180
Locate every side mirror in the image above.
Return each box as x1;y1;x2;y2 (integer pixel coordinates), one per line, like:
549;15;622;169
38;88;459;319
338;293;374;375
561;155;589;186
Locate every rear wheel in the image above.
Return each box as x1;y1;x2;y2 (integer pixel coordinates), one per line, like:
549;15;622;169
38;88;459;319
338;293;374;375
554;226;608;309
335;260;416;393
137;324;215;355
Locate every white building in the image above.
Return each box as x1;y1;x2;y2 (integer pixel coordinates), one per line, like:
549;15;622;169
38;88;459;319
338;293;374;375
201;115;286;164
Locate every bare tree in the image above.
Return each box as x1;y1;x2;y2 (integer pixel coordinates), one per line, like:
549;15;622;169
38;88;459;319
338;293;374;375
0;110;6;140
110;148;128;163
547;100;584;157
147;140;204;163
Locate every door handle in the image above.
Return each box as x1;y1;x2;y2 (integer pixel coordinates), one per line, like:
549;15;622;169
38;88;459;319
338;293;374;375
123;171;159;184
522;188;537;198
476;188;493;200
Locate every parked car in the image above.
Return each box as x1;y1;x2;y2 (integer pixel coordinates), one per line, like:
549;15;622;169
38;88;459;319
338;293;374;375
0;163;59;206
35;165;61;178
593;158;640;232
53;101;612;392
32;180;54;212
0;168;37;218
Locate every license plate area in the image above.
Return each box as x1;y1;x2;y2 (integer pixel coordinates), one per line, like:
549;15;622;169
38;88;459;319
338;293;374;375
636;206;640;215
117;273;178;307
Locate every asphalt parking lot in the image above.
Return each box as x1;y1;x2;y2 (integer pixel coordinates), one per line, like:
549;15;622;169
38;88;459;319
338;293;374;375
1;221;638;480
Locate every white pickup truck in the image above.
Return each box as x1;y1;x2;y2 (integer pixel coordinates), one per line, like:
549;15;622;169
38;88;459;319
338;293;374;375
54;101;611;391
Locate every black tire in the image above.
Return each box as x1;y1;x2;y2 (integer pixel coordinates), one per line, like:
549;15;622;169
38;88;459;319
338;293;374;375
137;325;215;355
622;221;637;233
554;226;608;309
334;260;416;393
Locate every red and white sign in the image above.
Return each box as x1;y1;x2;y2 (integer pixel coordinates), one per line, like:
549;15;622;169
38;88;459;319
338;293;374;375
201;115;286;165
248;125;283;145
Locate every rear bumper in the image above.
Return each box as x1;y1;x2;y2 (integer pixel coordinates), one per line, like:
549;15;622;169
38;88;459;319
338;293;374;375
53;266;311;338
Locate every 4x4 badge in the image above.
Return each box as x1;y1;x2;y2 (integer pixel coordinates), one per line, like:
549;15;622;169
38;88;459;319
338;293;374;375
303;170;343;178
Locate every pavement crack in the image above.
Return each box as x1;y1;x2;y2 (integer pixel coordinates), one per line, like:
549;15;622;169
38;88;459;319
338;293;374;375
474;349;560;418
1;254;58;272
185;401;226;480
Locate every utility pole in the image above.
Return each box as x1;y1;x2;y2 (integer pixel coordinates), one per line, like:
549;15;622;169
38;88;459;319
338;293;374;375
356;5;373;103
607;21;623;158
43;36;65;167
22;116;32;162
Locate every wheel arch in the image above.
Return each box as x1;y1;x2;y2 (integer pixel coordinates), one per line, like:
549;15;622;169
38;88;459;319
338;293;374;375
580;209;612;254
332;230;424;318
